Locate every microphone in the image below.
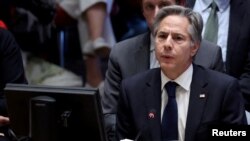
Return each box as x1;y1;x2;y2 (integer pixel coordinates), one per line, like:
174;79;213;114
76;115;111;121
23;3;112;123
134;130;142;141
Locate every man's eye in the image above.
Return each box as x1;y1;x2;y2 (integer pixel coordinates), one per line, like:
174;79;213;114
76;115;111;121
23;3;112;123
175;36;183;40
145;4;155;10
173;35;185;43
158;34;167;39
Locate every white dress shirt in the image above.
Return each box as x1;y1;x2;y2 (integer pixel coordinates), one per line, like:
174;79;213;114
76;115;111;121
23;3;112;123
150;34;160;69
160;64;193;141
193;0;230;62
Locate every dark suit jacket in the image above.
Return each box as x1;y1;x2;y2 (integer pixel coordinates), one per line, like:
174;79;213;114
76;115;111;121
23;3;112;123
0;28;27;115
102;32;224;131
186;0;250;111
116;65;245;141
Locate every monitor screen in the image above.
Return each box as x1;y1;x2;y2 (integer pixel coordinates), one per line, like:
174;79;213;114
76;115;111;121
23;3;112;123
4;83;107;141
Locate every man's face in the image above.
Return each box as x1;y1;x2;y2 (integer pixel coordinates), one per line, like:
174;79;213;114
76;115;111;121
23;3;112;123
155;15;199;78
142;0;176;31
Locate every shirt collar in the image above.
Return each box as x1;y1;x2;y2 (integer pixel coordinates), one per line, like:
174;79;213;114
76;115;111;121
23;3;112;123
150;34;155;52
161;64;193;91
200;0;230;12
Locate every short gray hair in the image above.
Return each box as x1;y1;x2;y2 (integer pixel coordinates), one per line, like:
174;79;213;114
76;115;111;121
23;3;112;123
152;5;203;44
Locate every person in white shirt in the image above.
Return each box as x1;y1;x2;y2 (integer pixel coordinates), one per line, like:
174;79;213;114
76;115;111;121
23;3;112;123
189;0;250;124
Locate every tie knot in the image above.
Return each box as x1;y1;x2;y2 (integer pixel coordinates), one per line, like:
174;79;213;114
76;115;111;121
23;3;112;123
165;81;178;98
211;1;218;11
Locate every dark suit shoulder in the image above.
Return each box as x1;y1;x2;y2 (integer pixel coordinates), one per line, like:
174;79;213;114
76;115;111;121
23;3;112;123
194;39;224;71
199;66;237;85
199;39;221;57
111;33;150;53
0;27;12;36
108;32;150;75
0;28;19;53
191;65;238;91
207;69;236;81
201;39;220;50
122;68;160;88
115;33;149;46
0;28;15;42
0;28;16;52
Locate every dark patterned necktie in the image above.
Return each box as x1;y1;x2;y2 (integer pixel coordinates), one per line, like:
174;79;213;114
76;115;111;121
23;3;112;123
204;1;219;44
161;82;178;140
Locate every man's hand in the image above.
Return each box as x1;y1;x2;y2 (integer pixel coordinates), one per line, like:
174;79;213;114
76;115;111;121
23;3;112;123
0;116;9;126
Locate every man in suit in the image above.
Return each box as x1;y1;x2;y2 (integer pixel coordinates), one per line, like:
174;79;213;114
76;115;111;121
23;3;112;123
0;28;27;115
0;27;27;140
102;0;224;138
116;5;246;141
186;0;250;121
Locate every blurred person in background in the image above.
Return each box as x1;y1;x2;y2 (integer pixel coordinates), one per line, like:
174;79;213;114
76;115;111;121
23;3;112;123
186;0;250;123
0;0;85;87
56;0;116;88
0;27;27;141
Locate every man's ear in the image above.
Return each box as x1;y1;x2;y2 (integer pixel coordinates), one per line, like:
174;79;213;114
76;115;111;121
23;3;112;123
191;42;200;57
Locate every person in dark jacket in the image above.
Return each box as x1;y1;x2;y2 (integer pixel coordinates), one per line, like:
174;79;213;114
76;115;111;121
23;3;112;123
0;27;27;140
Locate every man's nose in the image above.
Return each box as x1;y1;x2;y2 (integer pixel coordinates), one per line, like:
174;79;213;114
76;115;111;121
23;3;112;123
164;35;174;49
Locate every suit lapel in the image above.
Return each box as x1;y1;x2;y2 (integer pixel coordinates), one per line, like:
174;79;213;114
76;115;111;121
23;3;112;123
226;0;245;68
133;32;151;72
185;65;208;141
185;0;196;8
143;68;162;140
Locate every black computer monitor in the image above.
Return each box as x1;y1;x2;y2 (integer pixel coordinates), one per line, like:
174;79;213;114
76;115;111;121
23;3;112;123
4;83;107;141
